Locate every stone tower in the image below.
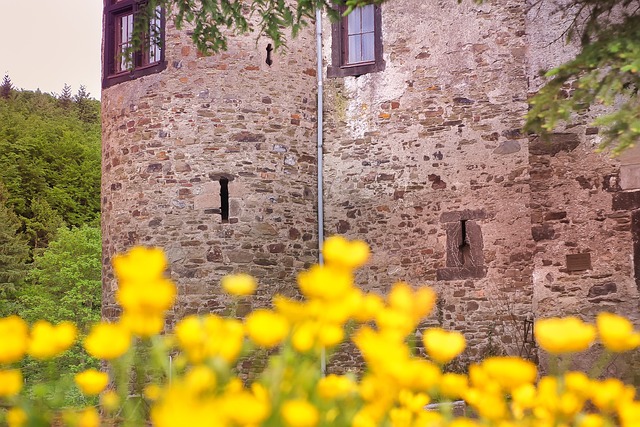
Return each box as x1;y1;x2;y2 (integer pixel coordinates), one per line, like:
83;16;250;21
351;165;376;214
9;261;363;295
102;0;639;367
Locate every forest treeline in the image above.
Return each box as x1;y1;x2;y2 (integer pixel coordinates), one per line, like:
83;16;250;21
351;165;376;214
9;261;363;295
0;76;102;402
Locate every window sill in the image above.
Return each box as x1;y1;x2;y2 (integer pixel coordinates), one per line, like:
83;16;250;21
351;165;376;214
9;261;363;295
103;61;167;89
327;60;385;78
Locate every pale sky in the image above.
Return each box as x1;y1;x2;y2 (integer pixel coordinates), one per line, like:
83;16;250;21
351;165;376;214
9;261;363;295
0;1;103;99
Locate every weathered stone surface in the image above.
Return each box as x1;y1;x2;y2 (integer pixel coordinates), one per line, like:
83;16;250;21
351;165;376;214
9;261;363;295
529;134;580;156
493;140;521;155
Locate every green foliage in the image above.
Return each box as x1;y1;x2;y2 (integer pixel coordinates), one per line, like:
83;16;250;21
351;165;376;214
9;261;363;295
20;225;102;328
18;225;102;405
1;74;12;99
526;10;640;155
0;183;29;317
0;88;101;229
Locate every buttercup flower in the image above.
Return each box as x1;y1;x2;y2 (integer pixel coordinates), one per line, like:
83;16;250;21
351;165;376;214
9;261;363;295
6;407;26;427
112;246;167;284
0;315;29;364
481;356;537;391
422;327;466;364
75;369;109;395
28;320;77;360
596;312;640;352
281;399;319;427
0;369;23;397
535;316;596;354
245;309;289;348
221;273;257;296
322;235;370;270
84;322;130;360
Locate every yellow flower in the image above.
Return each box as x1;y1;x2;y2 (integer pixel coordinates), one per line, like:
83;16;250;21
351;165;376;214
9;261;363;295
77;407;100;427
590;378;635;412
175;314;244;363
422;327;466;364
185;365;217;394
281;399;319;427
0;316;28;364
245;309;289;348
144;384;162;401
564;371;591;398
481;356;537;391
0;369;23;397
6;407;26;427
101;390;120;412
322;235;370;270
577;414;606;427
116;277;176;317
221;389;271;425
297;265;354;301
120;311;165;337
317;374;357;399
74;369;109;395
439;373;468;399
112;246;167;284
28;320;77;360
535;316;596;354
619;401;640;427
84;322;130;359
596;312;640;352
221;273;257;296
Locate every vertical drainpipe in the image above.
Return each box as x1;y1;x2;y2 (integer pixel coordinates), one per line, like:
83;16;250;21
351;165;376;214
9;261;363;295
315;7;326;375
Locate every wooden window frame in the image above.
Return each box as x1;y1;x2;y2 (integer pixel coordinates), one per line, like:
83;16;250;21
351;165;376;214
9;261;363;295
103;0;166;88
327;4;385;78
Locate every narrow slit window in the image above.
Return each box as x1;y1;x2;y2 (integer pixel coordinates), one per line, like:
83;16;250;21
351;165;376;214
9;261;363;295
220;178;229;222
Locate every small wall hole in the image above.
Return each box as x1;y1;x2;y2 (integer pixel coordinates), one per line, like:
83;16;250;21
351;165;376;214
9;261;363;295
265;43;273;66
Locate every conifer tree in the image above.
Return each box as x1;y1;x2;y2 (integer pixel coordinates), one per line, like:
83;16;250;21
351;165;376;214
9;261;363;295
0;183;29;316
0;74;12;99
74;85;97;123
59;83;73;110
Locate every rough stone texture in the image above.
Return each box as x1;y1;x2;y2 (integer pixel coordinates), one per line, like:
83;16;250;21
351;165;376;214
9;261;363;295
102;0;639;373
101;18;319;325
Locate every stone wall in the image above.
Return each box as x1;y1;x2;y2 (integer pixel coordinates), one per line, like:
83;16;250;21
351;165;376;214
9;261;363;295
321;0;534;369
101;0;639;372
101;19;320;326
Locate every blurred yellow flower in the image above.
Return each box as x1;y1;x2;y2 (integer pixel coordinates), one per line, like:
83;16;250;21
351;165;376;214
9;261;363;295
281;399;320;427
0;369;22;397
323;235;370;270
101;390;120;412
422;327;466;364
0;315;28;364
564;371;591;398
185;365;217;394
439;372;468;399
590;378;635;412
577;414;606;427
84;322;130;360
144;384;162;401
120;311;165;337
112;246;167;284
6;407;26;427
619;401;640;427
535;316;596;354
298;265;353;301
117;277;176;316
318;374;357;399
222;389;271;425
245;309;289;348
481;356;537;391
74;369;109;395
77;407;100;427
221;273;257;296
28;320;77;360
596;312;640;352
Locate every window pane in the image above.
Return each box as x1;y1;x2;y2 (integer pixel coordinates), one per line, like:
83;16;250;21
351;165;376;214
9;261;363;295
362;32;375;62
116;13;133;72
361;4;375;33
348;34;362;64
148;6;162;64
347;8;361;35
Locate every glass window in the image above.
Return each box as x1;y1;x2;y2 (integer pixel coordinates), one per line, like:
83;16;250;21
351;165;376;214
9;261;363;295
328;4;385;78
